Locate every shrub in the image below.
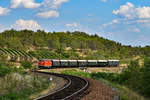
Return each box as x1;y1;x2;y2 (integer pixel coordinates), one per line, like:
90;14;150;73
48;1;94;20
61;52;70;58
119;60;140;84
138;58;150;97
0;73;50;100
118;59;150;98
0;64;25;77
0;55;7;66
91;72;120;83
21;61;32;69
0;65;12;77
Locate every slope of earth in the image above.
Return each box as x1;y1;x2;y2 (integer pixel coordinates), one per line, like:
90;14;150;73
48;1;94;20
80;78;118;100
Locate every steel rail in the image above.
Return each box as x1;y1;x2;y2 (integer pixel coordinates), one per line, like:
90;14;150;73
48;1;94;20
33;71;89;100
63;75;89;100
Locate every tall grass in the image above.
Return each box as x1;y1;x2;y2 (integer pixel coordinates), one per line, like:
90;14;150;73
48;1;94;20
0;72;50;100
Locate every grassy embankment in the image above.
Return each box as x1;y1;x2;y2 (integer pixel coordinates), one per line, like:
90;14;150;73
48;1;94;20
60;69;148;100
0;61;52;100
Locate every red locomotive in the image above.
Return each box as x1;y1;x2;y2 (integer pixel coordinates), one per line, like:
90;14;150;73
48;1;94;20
38;59;52;68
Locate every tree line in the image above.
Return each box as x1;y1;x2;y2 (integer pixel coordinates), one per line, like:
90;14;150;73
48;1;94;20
0;29;150;60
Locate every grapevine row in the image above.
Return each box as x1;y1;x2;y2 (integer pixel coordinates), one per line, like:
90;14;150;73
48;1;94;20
0;48;35;61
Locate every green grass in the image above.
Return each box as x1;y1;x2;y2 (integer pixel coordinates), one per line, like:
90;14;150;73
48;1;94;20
0;71;50;100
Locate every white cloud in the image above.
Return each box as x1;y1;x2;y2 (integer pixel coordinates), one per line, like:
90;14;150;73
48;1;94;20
0;24;8;32
113;2;150;19
112;19;120;23
51;0;68;8
101;0;107;3
113;2;135;19
136;7;150;18
36;0;69;19
36;10;59;18
65;22;78;27
136;19;149;23
88;14;93;17
133;28;140;32
136;19;150;27
11;0;40;8
12;19;41;31
102;19;120;28
42;0;69;9
0;6;10;16
107;32;113;36
128;27;141;33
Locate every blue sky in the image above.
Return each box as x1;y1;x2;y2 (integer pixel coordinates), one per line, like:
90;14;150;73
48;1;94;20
0;0;150;46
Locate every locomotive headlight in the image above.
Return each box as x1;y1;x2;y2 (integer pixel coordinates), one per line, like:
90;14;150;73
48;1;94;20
49;77;53;81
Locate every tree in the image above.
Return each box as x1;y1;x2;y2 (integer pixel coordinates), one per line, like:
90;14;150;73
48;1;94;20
48;36;60;50
7;37;24;50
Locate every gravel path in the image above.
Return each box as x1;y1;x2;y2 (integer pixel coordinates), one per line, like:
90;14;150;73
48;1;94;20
81;78;119;100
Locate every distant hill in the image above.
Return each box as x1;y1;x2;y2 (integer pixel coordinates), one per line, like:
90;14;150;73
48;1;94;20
0;29;150;64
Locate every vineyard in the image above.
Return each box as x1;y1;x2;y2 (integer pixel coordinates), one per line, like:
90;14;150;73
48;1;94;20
0;48;63;62
0;48;35;62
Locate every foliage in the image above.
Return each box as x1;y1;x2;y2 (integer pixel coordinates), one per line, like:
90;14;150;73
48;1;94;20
0;65;12;77
0;65;25;77
1;29;150;99
90;59;150;98
115;58;150;98
139;58;150;97
91;72;120;82
0;73;50;100
21;61;32;69
61;70;149;100
61;59;150;99
0;48;33;62
0;55;7;66
0;29;150;61
0;56;24;77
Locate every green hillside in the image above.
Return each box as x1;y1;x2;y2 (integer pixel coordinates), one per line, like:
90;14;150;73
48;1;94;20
0;29;150;64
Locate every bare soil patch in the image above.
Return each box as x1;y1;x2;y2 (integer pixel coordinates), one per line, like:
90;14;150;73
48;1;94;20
80;78;119;100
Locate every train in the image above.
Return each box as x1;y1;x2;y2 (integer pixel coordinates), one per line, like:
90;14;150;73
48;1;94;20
38;59;120;69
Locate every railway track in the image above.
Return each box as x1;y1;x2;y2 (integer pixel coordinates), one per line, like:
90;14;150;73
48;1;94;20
33;71;89;100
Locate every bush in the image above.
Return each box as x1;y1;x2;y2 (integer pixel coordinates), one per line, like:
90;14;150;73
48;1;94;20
119;60;140;85
89;60;150;98
0;55;7;66
118;59;150;98
0;65;12;77
138;58;150;97
61;52;70;58
0;64;25;77
0;73;50;100
21;61;32;69
91;72;120;82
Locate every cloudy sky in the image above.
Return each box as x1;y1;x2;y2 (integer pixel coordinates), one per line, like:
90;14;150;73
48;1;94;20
0;0;150;46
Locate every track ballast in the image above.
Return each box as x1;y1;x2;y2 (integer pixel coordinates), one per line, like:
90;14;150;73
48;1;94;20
34;71;89;100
